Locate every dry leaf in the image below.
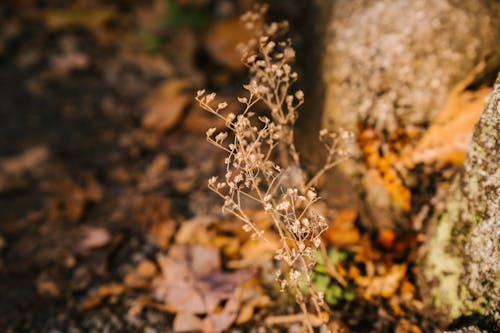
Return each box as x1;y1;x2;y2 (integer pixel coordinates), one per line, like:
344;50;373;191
139;154;170;191
124;259;158;289
355;264;407;299
50;52;89;75
154;244;254;332
1;145;49;175
322;209;359;248
410;61;492;165
359;126;412;211
175;216;216;245
79;226;110;250
203;18;252;71
226;230;280;269
377;228;396;249
44;6;113;30
133;194;175;248
81;283;125;310
142;79;190;132
236;280;271;324
36;272;60;297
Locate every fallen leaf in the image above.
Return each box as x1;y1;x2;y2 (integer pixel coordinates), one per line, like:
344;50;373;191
0;145;50;192
227;230;280;269
203;18;252;71
154;244;254;332
79;226;110;250
42;174;102;222
355;264;407;299
139;154;170;191
50;52;89;75
410;61;492;166
81;283;125;310
36;272;60;297
124;259;158;289
377;228;396;249
359;126;412;211
142;79;190;132
322;209;359;248
133;194;175;248
44;6;113;30
173;312;203;332
1;145;49;175
236;279;271;324
175;215;216;246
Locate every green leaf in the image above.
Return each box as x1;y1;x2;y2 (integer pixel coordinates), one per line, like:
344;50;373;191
164;0;209;30
344;286;355;302
326;285;344;305
327;248;349;265
312;274;331;292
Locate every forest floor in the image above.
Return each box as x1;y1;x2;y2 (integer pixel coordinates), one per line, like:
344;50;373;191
0;1;491;332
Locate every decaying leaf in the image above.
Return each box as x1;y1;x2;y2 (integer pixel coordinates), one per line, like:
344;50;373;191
133;194;175;248
81;283;125;310
203;18;252;71
124;259;158;289
410;61;492;166
322;209;359;248
78;226;111;251
0;145;49;192
44;6;113;30
42;174;103;222
154;244;255;332
359;126;412;211
236;279;271;324
355;264;407;299
142;79;190;132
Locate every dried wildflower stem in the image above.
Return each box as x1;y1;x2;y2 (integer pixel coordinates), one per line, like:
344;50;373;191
196;6;352;333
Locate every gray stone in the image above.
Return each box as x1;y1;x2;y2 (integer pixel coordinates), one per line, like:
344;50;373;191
301;0;500;230
419;73;499;324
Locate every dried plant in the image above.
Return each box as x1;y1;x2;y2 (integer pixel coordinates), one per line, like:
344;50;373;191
195;6;352;332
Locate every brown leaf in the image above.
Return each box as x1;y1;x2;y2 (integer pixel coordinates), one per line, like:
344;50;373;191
81;283;124;310
355;264;407;299
322;209;360;248
79;226;110;250
124;259;158;289
226;230;280;269
50;52;88;75
1;145;49;175
154;244;254;332
142;79;190;132
44;6;113;30
173;312;203;332
36;272;60;297
236;280;271;324
410;61;492;166
139;154;170;192
203;18;252;71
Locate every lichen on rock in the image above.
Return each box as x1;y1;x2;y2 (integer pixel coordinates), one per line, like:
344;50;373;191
419;73;500;325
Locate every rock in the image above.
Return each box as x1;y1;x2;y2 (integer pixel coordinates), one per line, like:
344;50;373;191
418;74;500;325
300;0;500;230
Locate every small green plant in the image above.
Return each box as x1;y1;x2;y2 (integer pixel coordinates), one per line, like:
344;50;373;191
196;5;352;332
312;248;355;306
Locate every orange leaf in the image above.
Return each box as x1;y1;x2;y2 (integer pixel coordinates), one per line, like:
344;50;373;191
322;209;360;248
411;61;491;165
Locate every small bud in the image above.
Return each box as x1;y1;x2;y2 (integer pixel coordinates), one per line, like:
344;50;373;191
206;127;216;137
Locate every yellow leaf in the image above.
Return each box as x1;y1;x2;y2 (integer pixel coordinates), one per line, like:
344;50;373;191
411;61;491;165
